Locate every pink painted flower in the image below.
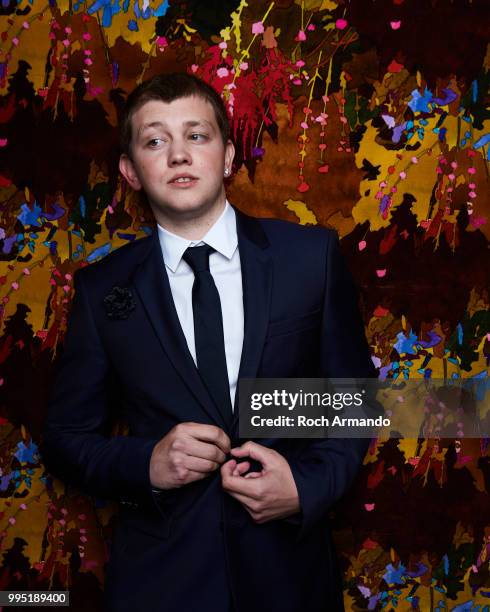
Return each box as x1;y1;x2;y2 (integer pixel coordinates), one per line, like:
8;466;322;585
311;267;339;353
358;240;367;251
468;166;476;174
376;269;387;278
390;20;401;30
82;32;91;41
252;21;264;35
469;215;487;228
216;67;229;78
399;171;406;179
296;29;306;41
335;18;348;30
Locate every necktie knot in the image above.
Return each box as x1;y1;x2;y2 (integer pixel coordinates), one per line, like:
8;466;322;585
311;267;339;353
183;244;215;274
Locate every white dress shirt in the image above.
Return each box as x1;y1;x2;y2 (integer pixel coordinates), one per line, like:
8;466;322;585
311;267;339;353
156;200;244;410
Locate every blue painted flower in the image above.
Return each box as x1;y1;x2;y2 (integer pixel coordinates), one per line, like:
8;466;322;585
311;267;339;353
14;440;39;464
383;563;406;585
408;87;433;113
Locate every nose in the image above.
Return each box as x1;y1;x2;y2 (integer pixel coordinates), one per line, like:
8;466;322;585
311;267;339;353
167;138;191;167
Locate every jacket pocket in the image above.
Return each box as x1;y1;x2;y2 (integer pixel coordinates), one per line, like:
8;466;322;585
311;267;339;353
119;504;173;542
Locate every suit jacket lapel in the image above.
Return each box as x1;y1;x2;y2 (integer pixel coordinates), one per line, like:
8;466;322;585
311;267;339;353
231;210;272;433
132;229;230;430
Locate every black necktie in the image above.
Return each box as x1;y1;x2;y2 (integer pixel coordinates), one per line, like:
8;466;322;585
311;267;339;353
183;245;232;425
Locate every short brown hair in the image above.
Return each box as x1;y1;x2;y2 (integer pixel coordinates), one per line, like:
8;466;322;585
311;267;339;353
119;72;231;157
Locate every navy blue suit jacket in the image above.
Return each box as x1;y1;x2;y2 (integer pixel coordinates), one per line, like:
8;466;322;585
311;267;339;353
41;209;376;612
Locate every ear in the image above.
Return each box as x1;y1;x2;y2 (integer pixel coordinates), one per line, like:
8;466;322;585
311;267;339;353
119;154;142;191
224;139;235;172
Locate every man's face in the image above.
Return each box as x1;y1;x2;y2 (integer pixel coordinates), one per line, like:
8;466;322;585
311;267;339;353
119;95;235;226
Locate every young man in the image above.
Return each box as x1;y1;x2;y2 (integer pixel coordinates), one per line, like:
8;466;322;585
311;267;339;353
42;73;376;612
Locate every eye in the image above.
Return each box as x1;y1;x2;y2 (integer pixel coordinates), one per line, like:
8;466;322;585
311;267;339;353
189;133;208;142
147;137;164;147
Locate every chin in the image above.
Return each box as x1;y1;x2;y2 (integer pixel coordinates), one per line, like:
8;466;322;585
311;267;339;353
165;193;224;213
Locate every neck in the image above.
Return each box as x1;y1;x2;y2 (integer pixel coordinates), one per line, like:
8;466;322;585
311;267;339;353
152;196;227;241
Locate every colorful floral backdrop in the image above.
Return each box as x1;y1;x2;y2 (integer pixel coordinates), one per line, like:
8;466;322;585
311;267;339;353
0;0;489;609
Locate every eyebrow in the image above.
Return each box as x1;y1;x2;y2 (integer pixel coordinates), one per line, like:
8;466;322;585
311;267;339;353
138;119;215;136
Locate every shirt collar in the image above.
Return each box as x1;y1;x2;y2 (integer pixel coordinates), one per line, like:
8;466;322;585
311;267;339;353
157;200;238;273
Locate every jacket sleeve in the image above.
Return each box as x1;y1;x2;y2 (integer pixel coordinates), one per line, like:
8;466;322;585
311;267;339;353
40;269;161;511
288;229;377;540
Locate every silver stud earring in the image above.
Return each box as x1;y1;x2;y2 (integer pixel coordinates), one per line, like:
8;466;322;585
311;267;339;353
224;168;229;176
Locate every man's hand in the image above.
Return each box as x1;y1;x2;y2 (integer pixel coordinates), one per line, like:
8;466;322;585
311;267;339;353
150;423;230;490
221;441;301;524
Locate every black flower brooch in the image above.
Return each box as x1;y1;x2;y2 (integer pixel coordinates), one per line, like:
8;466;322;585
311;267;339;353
103;286;136;320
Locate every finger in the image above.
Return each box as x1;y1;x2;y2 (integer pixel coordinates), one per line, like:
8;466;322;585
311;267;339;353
244;470;263;479
175;469;213;486
183;438;228;464
221;472;264;499
220;459;237;478
233;461;250;477
230;441;275;467
183;455;220;473
186;423;231;454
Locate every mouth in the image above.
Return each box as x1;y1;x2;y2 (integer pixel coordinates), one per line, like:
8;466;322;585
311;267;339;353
168;174;199;187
